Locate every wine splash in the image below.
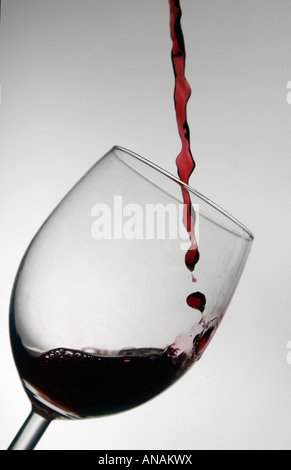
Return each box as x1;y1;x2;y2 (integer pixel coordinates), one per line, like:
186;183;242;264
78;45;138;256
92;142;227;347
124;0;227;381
169;0;206;307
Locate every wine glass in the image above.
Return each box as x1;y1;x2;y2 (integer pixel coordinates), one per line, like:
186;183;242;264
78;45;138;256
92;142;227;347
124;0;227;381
7;146;254;450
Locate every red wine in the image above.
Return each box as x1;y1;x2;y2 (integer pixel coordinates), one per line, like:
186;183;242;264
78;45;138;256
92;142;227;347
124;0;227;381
169;0;195;186
187;292;206;313
11;318;217;420
169;0;206;309
12;339;187;420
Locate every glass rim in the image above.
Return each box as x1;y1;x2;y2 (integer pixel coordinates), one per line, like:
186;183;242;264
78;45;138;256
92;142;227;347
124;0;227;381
113;145;254;242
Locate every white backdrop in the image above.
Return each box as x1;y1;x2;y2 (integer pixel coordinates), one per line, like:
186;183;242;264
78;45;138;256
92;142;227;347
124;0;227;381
0;0;290;450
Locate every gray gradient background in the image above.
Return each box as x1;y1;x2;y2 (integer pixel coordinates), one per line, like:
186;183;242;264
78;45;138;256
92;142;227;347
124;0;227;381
0;0;290;450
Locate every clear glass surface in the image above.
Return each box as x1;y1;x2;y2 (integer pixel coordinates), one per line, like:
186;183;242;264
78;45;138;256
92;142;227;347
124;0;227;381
8;146;254;449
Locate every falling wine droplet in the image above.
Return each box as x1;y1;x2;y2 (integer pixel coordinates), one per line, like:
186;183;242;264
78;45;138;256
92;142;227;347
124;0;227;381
186;292;206;313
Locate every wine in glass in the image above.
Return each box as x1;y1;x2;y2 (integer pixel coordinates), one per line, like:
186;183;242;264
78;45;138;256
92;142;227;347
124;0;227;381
8;146;254;450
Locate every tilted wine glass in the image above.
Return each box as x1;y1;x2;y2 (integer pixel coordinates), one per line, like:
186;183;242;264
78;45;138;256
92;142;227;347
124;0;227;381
8;146;254;450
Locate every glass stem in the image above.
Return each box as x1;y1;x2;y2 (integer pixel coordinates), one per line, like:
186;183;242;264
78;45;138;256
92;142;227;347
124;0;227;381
8;410;51;450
